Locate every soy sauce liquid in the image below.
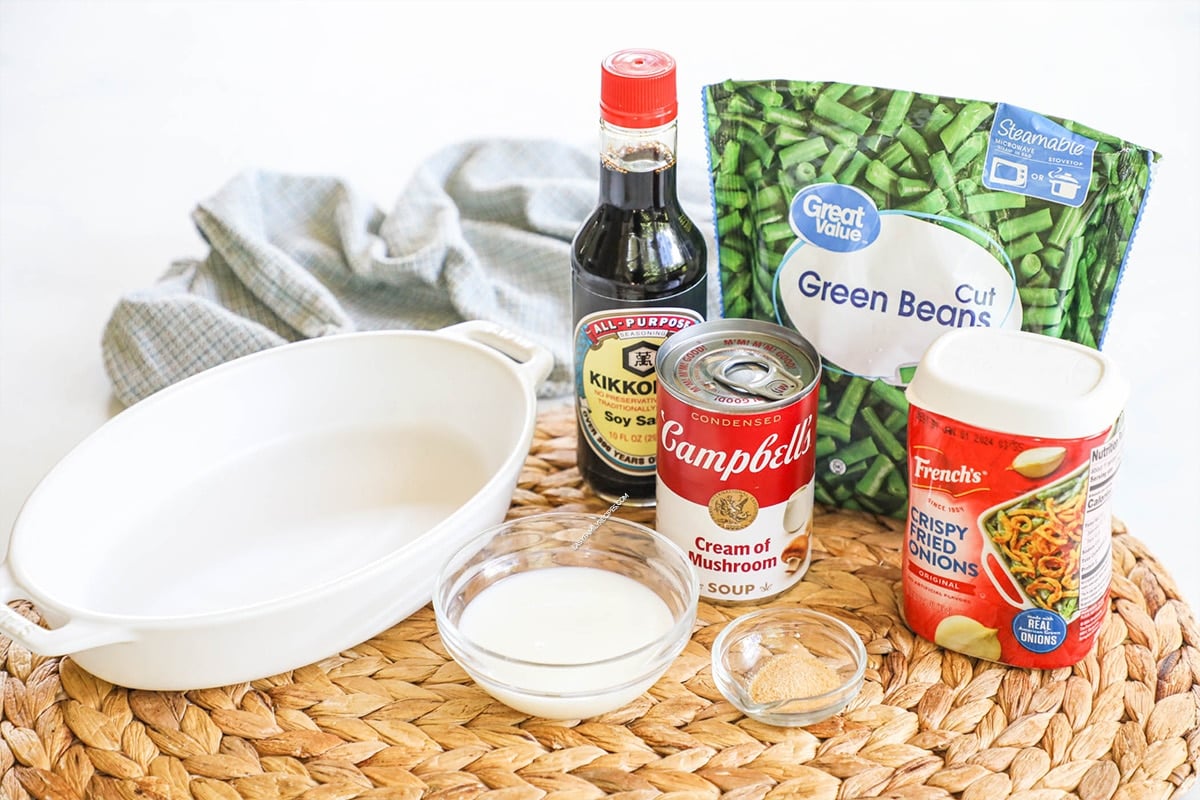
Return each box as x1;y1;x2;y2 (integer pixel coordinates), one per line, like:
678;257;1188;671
571;145;707;505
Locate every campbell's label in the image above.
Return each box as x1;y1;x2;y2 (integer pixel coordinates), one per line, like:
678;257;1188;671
658;414;814;500
655;319;821;603
903;405;1124;668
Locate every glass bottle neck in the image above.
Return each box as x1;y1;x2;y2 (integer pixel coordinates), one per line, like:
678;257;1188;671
597;119;680;210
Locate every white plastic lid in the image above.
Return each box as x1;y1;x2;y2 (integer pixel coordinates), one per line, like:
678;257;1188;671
906;328;1129;439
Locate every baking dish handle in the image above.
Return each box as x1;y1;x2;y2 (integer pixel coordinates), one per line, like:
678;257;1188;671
0;561;136;656
440;320;554;390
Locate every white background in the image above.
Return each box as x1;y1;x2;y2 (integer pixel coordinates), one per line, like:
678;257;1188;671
2;0;1197;617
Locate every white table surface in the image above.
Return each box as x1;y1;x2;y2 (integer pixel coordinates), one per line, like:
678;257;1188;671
3;0;1198;618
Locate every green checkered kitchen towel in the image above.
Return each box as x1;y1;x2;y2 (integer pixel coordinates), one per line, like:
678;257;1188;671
101;138;719;406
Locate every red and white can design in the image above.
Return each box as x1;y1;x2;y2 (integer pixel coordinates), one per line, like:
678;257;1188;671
655;319;821;603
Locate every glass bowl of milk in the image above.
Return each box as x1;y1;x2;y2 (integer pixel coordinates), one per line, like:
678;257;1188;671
433;511;699;719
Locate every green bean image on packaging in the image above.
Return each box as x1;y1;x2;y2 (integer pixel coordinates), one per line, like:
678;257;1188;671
703;80;1160;517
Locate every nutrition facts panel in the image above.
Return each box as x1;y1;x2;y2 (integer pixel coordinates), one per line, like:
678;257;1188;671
1079;417;1125;610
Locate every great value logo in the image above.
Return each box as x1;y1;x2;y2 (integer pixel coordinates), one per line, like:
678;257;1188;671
789;184;880;252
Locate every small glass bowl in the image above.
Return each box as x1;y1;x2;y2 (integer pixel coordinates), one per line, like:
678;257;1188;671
711;607;866;727
433;511;699;720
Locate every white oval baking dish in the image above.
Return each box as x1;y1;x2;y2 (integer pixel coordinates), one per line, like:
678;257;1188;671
0;321;552;690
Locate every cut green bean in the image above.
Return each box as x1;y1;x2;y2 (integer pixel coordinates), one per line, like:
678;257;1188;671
897;176;930;198
770;126;809;148
1047;203;1085;249
865;160;901;194
940;102;994;152
819;82;852;102
1018;253;1042;281
998;208;1054;242
869;380;909;414
815;437;838;459
790;162;818;186
1075;258;1095;319
1007;233;1043;260
922;103;955;140
717;140;742;175
717;214;743;237
746;84;784;108
752;184;785;214
929;151;964;213
718;244;747;271
762;221;794;242
779;136;830;167
818;415;852;443
821;143;854;178
861;406;906;462
877;90;914;136
965;191;1027;214
814;93;872;136
879;140;910;169
1019;287;1061;307
855;455;896;499
830;436;879;468
737;126;774;166
950;131;988;172
1057;239;1081;292
896;125;931;171
808;118;861;149
1024;305;1064;327
838;151;870;183
834;377;870;425
899;188;948;214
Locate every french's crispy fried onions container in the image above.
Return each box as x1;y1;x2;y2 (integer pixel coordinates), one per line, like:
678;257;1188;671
902;328;1128;668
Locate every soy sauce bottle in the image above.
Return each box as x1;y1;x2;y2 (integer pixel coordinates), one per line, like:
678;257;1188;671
571;48;707;506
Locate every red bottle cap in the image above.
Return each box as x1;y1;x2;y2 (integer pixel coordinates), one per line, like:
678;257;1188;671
600;48;678;129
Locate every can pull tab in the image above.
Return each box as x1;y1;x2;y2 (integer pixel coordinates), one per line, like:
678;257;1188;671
712;352;799;400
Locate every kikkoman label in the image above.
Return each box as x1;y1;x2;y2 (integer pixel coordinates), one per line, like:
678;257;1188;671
574;309;701;475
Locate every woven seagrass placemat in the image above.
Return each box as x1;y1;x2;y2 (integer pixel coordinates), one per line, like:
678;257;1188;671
2;403;1198;800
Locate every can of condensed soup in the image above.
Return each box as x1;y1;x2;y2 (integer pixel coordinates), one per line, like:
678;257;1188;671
655;319;821;603
903;328;1128;668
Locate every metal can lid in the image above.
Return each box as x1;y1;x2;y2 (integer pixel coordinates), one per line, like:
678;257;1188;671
906;328;1129;438
657;319;821;411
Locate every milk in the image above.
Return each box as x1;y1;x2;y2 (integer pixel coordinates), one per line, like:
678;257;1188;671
456;566;675;718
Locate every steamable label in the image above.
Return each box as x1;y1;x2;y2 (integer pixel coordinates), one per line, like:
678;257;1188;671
982;103;1097;207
